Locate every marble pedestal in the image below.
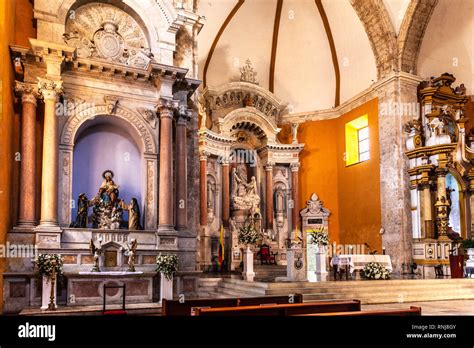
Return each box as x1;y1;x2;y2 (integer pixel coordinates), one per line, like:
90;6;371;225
242;245;255;281
315;246;328;281
286;247;307;281
160;273;173;301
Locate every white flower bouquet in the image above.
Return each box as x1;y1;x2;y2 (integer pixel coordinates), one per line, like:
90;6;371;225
238;224;260;246
33;254;64;278
308;228;329;246
156;254;179;280
362;261;391;280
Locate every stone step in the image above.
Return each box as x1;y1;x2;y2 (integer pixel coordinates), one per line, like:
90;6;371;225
206;278;474;304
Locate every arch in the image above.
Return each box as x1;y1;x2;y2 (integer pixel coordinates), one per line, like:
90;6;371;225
350;0;398;79
398;0;438;74
218;108;281;144
57;0;178;55
61;104;156;154
59;104;158;229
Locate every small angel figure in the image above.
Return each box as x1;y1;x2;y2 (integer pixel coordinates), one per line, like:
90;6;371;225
126;239;138;272
90;237;102;272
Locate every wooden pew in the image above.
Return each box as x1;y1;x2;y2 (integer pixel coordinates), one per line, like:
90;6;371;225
192;299;361;316
162;294;303;316
297;306;422;316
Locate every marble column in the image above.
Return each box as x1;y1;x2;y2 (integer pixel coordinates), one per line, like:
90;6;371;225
199;153;207;226
158;101;175;230
15;83;38;227
175;112;189;231
435;167;450;241
265;163;274;231
221;160;230;227
291;163;300;231
37;78;63;228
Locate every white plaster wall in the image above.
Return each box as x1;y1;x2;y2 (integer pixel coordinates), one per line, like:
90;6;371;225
418;0;474;94
382;0;411;34
274;0;335;112
323;0;377;104
204;0;276;90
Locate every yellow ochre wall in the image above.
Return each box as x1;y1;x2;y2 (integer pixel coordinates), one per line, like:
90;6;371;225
297;98;382;253
0;0;35;313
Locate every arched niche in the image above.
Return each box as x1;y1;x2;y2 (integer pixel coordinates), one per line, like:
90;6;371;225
59;105;158;230
72;117;143;228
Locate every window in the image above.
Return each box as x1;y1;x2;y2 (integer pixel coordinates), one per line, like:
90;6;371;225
358;126;370;162
345;115;369;166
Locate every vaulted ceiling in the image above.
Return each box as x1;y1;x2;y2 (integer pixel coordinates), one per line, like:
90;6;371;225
196;0;439;115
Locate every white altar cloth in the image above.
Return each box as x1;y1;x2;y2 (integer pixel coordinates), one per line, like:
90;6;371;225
331;254;392;273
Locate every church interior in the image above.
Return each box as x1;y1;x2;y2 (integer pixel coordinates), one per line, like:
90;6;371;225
1;0;474;318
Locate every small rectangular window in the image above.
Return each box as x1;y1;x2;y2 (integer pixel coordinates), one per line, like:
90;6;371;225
358;126;370;162
345;115;369;166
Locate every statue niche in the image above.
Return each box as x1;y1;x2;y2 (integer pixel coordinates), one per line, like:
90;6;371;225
231;167;260;213
71;170;142;230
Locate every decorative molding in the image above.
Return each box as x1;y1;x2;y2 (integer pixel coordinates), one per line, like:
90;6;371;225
281;71;423;124
61;104;156;154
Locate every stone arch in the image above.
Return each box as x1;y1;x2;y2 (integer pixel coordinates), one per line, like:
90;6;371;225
350;0;398;79
59;104;158;230
57;0;177;55
398;0;438;74
219;107;281;144
61;104;156;154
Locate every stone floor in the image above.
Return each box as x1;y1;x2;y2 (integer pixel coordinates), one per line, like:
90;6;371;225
363;299;474;315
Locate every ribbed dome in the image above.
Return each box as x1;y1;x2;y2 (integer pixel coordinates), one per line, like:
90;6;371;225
198;0;377;114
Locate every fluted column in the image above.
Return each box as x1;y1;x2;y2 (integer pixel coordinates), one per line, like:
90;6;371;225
175;111;190;231
37;78;63;228
15;82;39;227
158;100;176;230
221;159;230;227
291;163;300;231
199;152;208;226
265;162;274;231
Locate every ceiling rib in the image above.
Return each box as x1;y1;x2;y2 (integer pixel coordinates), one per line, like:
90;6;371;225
203;0;245;88
269;0;283;93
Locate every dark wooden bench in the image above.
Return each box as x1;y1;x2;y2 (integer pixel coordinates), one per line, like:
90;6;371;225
192;299;361;316
162;294;303;316
297;306;422;316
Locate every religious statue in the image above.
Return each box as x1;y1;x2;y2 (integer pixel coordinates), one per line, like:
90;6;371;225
198;95;207;130
70;193;90;228
89;238;102;272
231;167;260;212
126;239;138;272
91;170;127;230
98;170;120;205
120;198;142;230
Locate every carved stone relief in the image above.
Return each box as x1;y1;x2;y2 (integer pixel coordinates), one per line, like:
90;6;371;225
64;3;153;69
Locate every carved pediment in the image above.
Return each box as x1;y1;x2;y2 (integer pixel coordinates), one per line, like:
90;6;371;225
63;3;153;69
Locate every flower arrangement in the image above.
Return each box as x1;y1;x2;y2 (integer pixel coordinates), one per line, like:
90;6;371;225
238;224;260;246
33;254;64;278
362;262;391;280
156;254;179;280
308;228;329;246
